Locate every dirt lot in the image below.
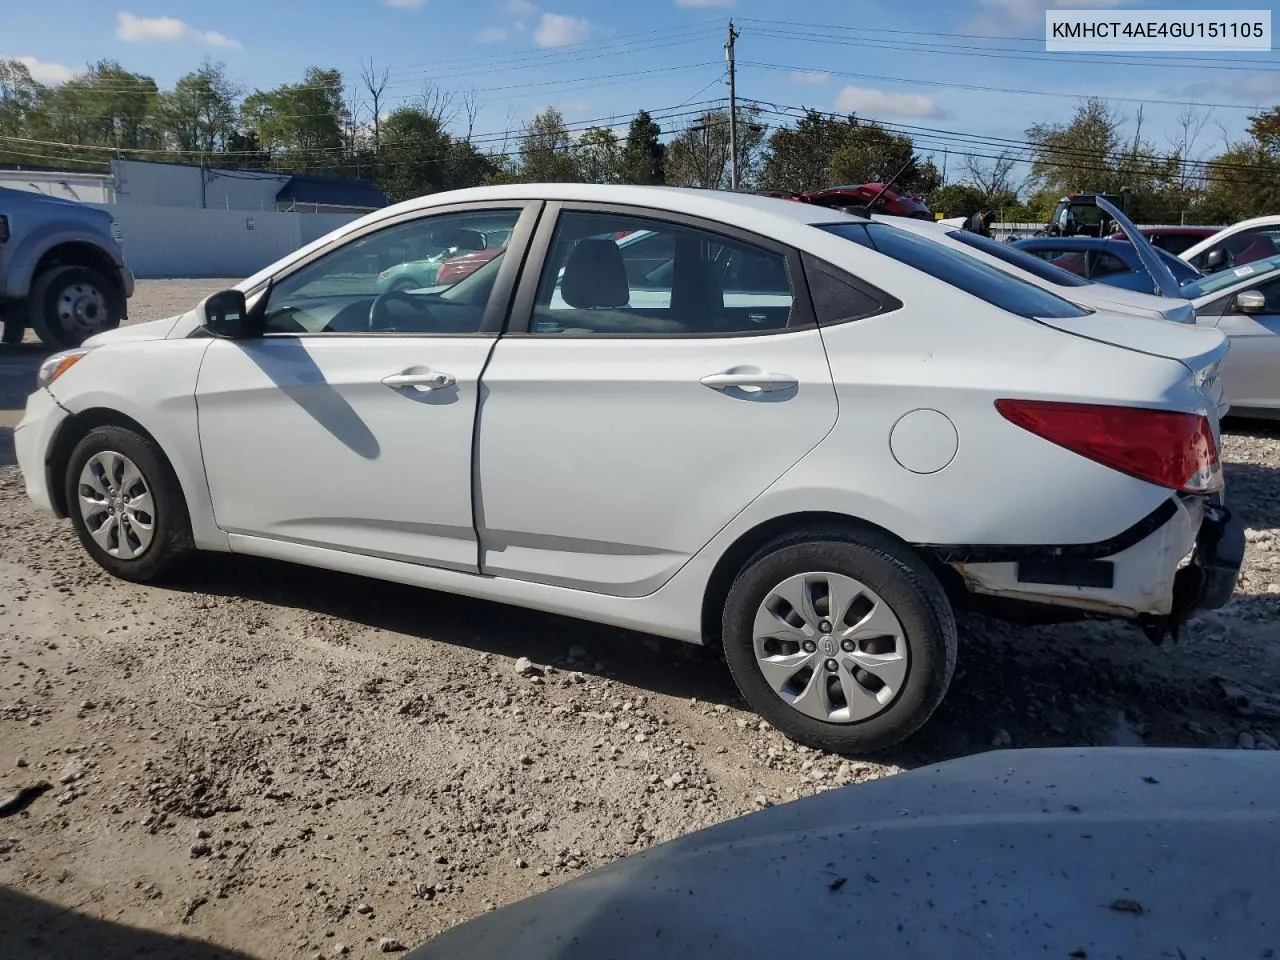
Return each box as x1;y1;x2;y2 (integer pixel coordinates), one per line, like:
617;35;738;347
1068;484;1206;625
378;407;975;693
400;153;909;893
2;280;1279;959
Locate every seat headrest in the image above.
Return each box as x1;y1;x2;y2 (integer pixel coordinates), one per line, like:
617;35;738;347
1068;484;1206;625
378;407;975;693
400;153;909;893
561;239;629;309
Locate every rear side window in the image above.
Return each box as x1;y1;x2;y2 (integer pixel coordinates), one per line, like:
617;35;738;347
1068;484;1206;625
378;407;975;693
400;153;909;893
820;222;1091;320
801;252;900;326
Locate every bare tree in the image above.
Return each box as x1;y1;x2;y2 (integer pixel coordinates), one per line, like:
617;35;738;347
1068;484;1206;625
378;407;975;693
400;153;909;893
963;150;1020;199
359;58;391;153
459;87;479;142
1166;105;1214;220
419;82;460;130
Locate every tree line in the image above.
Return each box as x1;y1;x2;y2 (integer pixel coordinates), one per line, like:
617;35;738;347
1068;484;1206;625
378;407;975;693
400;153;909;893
2;56;1277;224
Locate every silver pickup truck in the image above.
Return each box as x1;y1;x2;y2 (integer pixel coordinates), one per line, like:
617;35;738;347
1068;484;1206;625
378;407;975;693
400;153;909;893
0;186;133;348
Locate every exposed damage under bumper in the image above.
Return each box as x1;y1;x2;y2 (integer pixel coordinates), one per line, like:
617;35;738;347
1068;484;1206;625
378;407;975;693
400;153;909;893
920;494;1245;644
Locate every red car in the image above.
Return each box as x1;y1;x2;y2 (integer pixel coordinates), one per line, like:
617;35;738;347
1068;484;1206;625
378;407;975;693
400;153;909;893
1108;226;1217;257
436;246;506;285
770;183;934;220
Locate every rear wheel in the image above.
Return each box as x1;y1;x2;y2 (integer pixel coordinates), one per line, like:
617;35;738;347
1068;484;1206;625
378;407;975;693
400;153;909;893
65;425;193;583
722;529;957;755
29;265;123;349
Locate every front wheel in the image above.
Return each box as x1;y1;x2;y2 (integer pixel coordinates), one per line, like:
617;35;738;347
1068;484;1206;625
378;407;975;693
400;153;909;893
722;530;957;755
29;265;124;349
65;425;194;583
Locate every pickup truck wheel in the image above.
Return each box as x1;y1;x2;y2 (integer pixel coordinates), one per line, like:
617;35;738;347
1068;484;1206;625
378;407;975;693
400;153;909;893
29;265;123;349
722;530;957;756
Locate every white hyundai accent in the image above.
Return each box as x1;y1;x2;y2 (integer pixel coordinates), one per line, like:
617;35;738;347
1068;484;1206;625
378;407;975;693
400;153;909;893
13;184;1244;754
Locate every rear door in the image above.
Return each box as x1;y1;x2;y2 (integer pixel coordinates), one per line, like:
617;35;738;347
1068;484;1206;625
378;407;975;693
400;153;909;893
474;203;838;597
1203;275;1280;413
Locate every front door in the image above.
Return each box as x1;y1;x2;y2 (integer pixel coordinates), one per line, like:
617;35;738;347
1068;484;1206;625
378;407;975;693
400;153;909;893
474;206;838;597
1213;275;1280;414
195;203;535;571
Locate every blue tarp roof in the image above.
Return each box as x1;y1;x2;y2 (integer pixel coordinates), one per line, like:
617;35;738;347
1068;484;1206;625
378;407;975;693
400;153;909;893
276;174;389;209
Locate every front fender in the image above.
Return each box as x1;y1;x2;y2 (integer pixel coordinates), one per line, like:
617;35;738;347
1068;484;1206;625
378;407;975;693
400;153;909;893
2;221;125;300
47;338;227;551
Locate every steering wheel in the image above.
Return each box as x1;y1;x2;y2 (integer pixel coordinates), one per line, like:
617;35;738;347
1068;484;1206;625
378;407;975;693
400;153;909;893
369;289;434;332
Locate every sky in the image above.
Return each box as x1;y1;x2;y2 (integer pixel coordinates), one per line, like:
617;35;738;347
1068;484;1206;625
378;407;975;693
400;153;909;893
5;0;1280;180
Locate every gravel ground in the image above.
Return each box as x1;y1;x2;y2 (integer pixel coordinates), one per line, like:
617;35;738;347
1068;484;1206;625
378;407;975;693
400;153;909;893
1;281;1279;959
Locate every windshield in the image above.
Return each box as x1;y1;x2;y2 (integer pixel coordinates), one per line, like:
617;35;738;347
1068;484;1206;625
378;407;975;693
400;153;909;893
1179;253;1280;300
944;230;1091;287
821;222;1090;319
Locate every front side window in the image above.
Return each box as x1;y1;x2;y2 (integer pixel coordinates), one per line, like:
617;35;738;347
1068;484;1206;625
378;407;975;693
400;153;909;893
820;222;1090;319
531;211;796;335
262;208;523;335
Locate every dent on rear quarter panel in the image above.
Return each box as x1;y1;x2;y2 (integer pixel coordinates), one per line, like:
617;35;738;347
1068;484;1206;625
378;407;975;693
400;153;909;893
51;338;226;550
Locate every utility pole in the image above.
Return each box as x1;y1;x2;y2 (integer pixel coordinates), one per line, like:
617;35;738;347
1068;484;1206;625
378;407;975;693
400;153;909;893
726;20;739;191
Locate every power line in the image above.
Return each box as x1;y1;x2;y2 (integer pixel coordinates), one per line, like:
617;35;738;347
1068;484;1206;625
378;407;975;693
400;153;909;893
740;60;1273;110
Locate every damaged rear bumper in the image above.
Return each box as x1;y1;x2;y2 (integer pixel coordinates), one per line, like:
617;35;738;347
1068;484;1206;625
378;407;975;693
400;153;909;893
925;493;1243;627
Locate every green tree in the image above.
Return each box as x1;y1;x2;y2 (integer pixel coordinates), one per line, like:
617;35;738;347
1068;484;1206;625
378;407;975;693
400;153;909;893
242;67;347;172
664;106;765;190
827;121;935;193
158;60;241;157
757;109;858;193
35;60;161;155
376;106;452;201
576;125;622;184
518;107;580;182
619;109;664;185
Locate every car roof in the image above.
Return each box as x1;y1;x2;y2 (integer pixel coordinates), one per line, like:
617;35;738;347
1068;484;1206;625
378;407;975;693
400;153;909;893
377;184;866;230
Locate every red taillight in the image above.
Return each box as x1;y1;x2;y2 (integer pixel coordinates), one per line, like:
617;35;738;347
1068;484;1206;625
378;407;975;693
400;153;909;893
995;399;1221;493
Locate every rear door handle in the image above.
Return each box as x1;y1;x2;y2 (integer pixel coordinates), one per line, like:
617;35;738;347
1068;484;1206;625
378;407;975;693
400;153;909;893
700;369;798;393
382;370;456;391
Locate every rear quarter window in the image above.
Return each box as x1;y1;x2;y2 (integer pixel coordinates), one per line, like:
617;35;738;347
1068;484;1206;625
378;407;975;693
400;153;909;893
821;222;1091;320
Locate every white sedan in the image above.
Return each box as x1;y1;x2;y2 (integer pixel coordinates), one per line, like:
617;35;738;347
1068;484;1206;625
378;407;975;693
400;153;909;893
13;184;1243;754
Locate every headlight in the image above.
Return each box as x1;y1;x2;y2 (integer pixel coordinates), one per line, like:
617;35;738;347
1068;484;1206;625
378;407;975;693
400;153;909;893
37;349;90;389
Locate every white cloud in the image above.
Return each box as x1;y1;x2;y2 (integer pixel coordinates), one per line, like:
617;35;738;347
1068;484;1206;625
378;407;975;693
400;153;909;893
533;12;590;47
967;0;1126;32
557;97;591;114
383;0;426;7
835;85;944;119
789;70;830;86
1176;72;1280;104
4;55;80;85
477;26;509;42
504;0;537;13
115;12;242;49
675;0;735;5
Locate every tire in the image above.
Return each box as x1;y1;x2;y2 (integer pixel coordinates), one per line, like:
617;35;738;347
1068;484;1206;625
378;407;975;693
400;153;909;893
722;528;957;756
390;276;421;292
1;301;26;344
29;265;124;349
65;425;193;583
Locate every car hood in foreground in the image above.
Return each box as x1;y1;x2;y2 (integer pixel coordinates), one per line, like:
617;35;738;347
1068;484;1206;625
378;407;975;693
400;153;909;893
408;747;1279;960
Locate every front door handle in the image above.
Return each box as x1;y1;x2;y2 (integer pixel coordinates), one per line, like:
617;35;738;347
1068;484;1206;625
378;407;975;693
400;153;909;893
700;369;798;393
382;370;456;392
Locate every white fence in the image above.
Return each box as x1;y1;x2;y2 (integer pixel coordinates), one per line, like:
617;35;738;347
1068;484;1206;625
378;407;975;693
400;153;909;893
86;204;364;279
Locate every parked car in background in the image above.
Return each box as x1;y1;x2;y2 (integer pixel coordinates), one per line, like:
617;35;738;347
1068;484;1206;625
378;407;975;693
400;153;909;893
1181;254;1280;419
772;183;934;220
0;185;133;348
1179;215;1280;275
875;215;1197;325
1109;225;1218;257
1014;236;1203;293
15;184;1239;755
375;223;514;292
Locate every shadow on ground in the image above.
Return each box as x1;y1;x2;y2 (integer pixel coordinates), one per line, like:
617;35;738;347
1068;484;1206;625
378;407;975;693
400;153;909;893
0;886;258;960
163;551;1279;770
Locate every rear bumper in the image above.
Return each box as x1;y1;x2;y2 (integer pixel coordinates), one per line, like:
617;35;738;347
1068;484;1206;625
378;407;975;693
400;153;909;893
942;493;1241;621
1176;501;1244;614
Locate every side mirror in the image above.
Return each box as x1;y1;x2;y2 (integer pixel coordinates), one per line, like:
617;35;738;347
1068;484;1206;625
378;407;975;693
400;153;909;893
1235;289;1266;314
1204;249;1226;271
200;289;251;338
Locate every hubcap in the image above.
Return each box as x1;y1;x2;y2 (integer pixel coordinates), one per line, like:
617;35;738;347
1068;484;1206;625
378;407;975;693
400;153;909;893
753;572;909;724
77;451;156;560
56;281;109;334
